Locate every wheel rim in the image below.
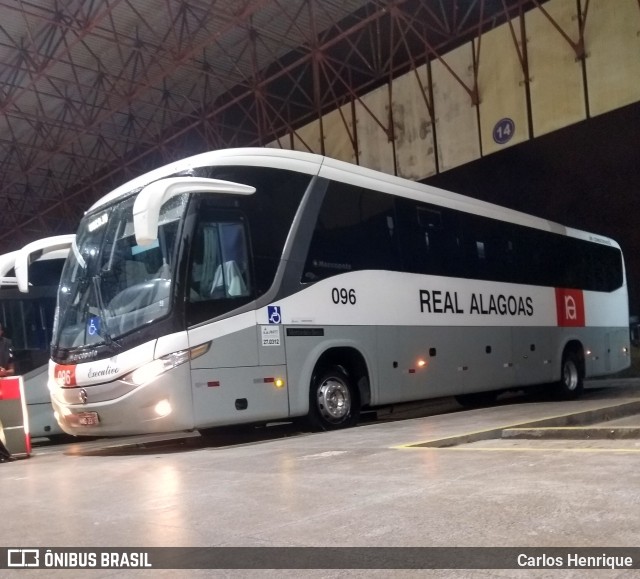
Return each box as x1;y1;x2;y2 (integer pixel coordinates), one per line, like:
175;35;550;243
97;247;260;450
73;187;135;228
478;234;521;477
563;359;579;391
316;377;351;423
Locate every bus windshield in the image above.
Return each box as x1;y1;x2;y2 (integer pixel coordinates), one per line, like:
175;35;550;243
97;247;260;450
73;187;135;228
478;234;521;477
1;262;61;374
53;192;188;349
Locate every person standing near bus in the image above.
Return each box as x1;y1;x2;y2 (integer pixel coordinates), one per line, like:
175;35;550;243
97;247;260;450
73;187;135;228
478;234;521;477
0;323;15;378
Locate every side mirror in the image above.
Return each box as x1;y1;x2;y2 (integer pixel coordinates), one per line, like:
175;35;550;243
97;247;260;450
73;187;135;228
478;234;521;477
14;235;76;293
133;177;255;246
0;251;19;286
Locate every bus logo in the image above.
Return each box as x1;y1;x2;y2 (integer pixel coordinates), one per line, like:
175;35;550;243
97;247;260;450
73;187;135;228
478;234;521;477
267;306;281;324
555;288;585;327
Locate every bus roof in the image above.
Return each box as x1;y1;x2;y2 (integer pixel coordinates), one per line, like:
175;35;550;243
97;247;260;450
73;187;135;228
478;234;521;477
88;147;620;249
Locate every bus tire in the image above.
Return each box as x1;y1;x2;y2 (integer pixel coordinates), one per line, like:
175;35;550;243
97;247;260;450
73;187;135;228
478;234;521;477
555;350;584;400
308;365;360;431
455;391;499;408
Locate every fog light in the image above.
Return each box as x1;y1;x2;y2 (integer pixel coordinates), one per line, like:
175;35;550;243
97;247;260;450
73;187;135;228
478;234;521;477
154;399;172;418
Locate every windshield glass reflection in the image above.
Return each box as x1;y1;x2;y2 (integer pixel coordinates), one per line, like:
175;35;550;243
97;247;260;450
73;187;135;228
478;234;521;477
53;193;188;349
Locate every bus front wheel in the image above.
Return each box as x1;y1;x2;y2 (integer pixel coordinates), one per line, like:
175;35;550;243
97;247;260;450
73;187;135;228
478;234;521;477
555;350;584;400
308;365;360;431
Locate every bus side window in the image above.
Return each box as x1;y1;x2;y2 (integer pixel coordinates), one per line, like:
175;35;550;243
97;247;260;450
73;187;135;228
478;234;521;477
598;246;623;292
405;202;462;277
190;219;251;302
473;219;515;282
303;182;398;282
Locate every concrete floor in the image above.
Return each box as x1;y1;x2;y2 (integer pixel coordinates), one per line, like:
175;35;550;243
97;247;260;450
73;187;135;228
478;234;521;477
3;379;640;578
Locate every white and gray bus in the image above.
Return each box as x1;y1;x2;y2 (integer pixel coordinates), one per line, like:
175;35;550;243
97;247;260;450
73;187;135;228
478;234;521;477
32;148;629;436
0;236;74;438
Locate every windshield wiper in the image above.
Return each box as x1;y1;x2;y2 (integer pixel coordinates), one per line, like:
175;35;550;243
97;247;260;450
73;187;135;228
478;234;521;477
91;275;121;350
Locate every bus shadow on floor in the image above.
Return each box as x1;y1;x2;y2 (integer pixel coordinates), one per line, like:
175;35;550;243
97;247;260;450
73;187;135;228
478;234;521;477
65;422;310;457
60;382;629;457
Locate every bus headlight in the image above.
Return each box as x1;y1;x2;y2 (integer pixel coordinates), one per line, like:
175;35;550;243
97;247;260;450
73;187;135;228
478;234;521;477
123;350;190;387
154;399;172;417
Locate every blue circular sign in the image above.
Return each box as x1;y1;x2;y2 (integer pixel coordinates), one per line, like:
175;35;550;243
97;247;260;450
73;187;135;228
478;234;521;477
493;118;515;145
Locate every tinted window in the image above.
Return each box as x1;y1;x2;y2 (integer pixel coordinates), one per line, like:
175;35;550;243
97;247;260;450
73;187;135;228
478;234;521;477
197;166;311;295
301;179;623;292
0;296;55;352
395;199;463;277
190;219;251;302
510;225;623;291
29;259;65;286
303;181;399;282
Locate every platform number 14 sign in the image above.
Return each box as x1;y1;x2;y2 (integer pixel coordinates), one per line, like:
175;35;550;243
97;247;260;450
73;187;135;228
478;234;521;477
493;118;515;145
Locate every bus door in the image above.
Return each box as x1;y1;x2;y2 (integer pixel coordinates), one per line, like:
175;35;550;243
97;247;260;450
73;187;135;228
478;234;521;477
186;210;289;427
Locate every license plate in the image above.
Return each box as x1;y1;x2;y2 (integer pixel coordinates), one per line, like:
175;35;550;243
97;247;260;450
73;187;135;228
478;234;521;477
76;412;100;426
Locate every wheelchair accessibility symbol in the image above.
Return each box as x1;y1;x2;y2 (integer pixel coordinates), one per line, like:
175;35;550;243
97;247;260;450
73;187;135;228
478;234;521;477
87;316;101;336
267;306;281;324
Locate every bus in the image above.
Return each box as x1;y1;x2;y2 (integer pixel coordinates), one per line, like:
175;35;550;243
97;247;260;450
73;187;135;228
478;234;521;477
0;236;74;438
33;148;629;436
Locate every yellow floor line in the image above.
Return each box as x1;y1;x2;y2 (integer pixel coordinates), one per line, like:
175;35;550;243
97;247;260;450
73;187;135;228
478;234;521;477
394;445;640;453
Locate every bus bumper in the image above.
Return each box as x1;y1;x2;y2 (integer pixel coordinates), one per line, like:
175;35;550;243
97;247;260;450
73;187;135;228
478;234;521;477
51;363;194;436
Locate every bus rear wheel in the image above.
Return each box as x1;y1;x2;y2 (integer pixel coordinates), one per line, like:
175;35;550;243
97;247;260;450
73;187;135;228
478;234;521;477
555;350;584;400
308;365;360;431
